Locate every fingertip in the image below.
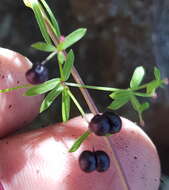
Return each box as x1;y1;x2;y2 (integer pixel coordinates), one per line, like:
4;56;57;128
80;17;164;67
0;48;43;138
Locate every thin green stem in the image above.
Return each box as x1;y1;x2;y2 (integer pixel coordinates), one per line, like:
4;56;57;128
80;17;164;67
58;61;64;81
41;51;57;65
67;89;86;117
0;84;33;93
65;82;120;92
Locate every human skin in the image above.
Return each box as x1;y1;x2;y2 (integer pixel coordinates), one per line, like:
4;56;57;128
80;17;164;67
0;48;161;190
0;48;43;137
0;115;161;190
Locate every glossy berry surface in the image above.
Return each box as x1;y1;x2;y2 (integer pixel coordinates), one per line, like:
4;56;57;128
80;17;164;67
79;150;110;173
103;111;122;134
95;151;110;172
89;114;110;136
25;63;48;84
79;150;96;173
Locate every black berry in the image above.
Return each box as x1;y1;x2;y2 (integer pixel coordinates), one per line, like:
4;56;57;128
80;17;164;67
89;112;122;136
25;63;48;84
79;150;96;173
79;150;110;173
103;111;122;134
89;114;110;136
95;151;110;172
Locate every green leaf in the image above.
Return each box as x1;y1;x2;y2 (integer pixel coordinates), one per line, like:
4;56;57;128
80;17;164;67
69;130;91;152
31;42;57;52
139;102;150;113
154;67;161;81
40;0;61;37
108;98;129;110
0;84;32;93
130;95;141;112
57;28;87;51
109;90;132;99
31;0;51;44
62;88;71;122
63;50;74;80
130;95;145;124
146;80;161;95
57;51;65;64
23;0;32;8
40;84;63;112
130;66;145;88
134;92;152;97
25;78;60;96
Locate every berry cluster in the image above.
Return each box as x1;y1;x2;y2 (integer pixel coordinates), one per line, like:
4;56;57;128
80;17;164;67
79;111;122;173
89;111;122;136
79;150;110;173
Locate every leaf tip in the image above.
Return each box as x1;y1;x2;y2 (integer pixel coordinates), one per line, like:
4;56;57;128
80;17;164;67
23;0;32;8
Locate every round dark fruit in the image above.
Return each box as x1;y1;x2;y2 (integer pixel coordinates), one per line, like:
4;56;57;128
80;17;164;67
89;114;110;136
103;111;122;134
79;150;96;173
25;63;48;84
95;151;110;172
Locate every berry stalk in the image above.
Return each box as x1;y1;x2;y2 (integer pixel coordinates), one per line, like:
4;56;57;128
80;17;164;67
43;16;130;190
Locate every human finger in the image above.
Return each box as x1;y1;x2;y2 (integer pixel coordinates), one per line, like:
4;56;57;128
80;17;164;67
0;114;160;190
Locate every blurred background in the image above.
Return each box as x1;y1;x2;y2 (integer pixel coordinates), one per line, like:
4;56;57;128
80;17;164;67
0;0;169;188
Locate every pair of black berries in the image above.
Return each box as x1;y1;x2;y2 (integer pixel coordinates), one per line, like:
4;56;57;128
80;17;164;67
79;111;122;173
89;111;122;136
79;150;110;173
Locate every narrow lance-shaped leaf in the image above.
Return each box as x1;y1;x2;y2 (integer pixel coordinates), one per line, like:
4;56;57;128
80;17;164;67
130;95;141;112
62;88;71;122
139;102;150;113
23;0;32;8
57;51;65;64
25;78;60;96
130;66;145;89
63;49;74;80
154;67;161;81
69;130;91;152
40;84;63;113
109;90;132;99
31;0;51;44
108;98;130;110
31;42;57;52
40;0;61;37
0;84;32;93
130;95;145;125
57;28;87;51
146;80;162;95
134;92;152;97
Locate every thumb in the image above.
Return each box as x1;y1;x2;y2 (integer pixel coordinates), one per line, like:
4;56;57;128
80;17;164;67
0;114;160;190
0;47;43;138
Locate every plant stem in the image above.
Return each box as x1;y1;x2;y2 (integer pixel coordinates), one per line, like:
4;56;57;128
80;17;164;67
44;17;130;190
0;84;33;93
65;82;119;91
71;66;99;114
41;51;57;65
67;89;86;117
58;60;64;81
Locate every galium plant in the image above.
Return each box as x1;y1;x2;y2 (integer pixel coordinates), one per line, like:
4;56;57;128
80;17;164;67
0;0;167;189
